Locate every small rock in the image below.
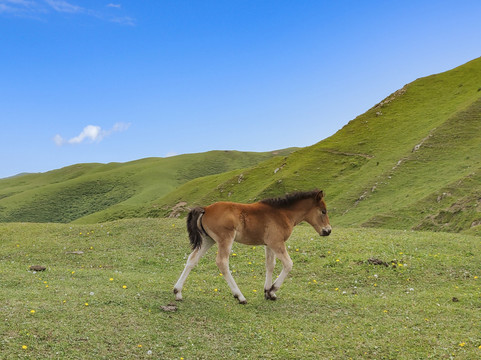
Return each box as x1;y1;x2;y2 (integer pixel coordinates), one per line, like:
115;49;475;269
29;265;46;271
452;297;459;302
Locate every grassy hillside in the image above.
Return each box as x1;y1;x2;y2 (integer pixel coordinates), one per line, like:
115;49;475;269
152;57;481;233
0;149;295;224
2;57;481;232
1;219;480;359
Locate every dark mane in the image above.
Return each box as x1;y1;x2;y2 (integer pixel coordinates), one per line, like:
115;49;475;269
260;190;319;208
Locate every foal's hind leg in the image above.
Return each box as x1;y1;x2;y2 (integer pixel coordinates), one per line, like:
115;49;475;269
173;237;215;301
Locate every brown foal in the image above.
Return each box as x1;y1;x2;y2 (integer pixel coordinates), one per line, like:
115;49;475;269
173;190;332;304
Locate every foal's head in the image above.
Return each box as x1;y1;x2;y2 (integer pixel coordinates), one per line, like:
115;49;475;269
305;190;332;236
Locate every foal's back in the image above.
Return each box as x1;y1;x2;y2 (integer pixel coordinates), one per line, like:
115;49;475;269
202;201;291;246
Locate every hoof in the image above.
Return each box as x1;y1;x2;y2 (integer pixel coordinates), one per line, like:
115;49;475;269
234;294;247;304
173;288;183;301
264;289;277;301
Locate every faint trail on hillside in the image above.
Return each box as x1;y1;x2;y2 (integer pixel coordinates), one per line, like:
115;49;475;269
322;149;374;159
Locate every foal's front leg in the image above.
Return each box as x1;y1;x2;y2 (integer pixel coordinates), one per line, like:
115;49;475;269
216;239;247;304
265;244;293;300
264;246;277;300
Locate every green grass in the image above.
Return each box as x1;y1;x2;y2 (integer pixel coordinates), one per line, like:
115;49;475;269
1;219;481;359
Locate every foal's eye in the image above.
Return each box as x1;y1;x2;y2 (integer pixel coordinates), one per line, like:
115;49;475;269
321;210;327;215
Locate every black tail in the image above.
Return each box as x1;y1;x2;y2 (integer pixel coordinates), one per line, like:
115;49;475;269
187;207;205;250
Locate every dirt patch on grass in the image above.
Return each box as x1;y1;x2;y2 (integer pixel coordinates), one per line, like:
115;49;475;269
169;202;188;218
367;258;389;267
160;303;178;312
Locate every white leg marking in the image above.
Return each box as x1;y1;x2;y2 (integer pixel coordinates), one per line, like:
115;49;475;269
173;237;215;300
267;247;293;299
216;250;247;304
264;246;276;299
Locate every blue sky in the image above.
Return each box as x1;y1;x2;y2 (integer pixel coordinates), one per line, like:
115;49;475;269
1;1;480;178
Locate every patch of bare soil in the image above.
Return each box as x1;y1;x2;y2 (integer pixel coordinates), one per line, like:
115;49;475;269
160;303;178;312
367;258;389;267
29;265;46;271
169;202;188;218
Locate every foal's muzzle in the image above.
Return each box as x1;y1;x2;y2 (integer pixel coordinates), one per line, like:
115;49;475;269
321;226;332;236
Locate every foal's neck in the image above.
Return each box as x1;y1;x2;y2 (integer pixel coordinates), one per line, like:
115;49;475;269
281;199;315;226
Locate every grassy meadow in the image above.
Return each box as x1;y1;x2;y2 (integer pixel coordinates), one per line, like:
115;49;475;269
1;219;480;359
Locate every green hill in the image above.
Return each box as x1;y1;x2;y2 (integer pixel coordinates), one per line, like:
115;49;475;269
0;149;296;223
2;57;481;233
149;57;481;233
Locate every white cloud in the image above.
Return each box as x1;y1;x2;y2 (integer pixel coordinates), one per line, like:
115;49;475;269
54;122;131;146
44;0;82;13
111;122;130;132
0;0;37;14
109;15;134;26
1;0;135;24
69;125;102;144
53;134;65;146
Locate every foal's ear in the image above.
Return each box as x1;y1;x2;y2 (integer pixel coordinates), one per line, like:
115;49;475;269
316;190;324;201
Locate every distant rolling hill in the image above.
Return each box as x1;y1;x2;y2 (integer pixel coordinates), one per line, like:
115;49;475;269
2;57;481;233
0;149;296;223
